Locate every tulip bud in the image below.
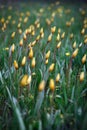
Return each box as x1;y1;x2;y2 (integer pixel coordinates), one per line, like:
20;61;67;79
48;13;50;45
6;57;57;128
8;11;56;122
14;60;18;70
31;57;36;68
70;33;74;39
84;38;87;44
56;33;60;42
61;32;65;39
72;48;79;58
20;75;31;87
80;72;84;82
21;56;26;66
82;54;86;64
81;28;85;35
23;34;27;40
51;26;56;33
38;80;45;92
40;28;43;35
49;63;55;72
19;39;23;46
45;59;48;65
11;44;15;53
28;48;33;59
56;41;61;49
72;41;76;49
58;28;61;34
47;33;52;42
49;79;55;91
55;73;60;82
11;32;15;38
45;51;50;59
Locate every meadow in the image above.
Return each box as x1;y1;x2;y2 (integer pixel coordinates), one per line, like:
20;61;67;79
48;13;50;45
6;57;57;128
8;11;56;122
0;1;87;130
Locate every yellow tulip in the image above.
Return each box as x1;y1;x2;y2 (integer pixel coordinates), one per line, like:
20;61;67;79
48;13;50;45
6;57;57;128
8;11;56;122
49;63;55;72
80;72;84;82
72;48;79;58
38;80;45;92
72;41;76;49
56;33;60;42
55;73;60;82
11;44;15;53
82;54;86;64
45;50;50;59
51;26;56;33
81;28;85;35
45;59;48;65
49;79;55;91
84;38;87;44
20;75;31;87
31;57;36;68
61;32;65;39
19;39;23;46
47;33;52;42
11;32;15;38
21;56;26;66
56;41;61;49
28;48;33;59
14;60;18;70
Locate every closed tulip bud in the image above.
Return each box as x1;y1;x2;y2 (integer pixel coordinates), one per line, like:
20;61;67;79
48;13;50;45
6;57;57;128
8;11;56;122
45;50;50;59
47;33;52;42
11;44;15;53
21;56;26;66
72;41;76;49
38;80;45;92
31;41;36;47
82;54;86;64
66;21;71;27
17;23;21;28
46;18;51;25
72;48;79;58
70;33;74;39
51;26;56;33
58;28;61;34
27;28;31;34
1;18;5;23
14;60;18;70
71;17;74;23
55;73;60;82
23;34;27;40
24;17;28;23
36;23;40;28
18;29;22;34
56;41;61;49
56;34;60;42
19;39;23;46
11;32;15;38
31;30;35;36
20;75;31;87
84;38;87;44
49;79;55;91
45;59;48;64
61;32;65;39
31;57;36;68
80;72;84;82
81;28;85;35
40;32;44;38
49;63;55;72
40;28;43;35
36;35;40;41
28;48;33;59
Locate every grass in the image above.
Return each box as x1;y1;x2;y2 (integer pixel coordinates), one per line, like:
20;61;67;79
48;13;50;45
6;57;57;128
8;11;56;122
0;1;87;130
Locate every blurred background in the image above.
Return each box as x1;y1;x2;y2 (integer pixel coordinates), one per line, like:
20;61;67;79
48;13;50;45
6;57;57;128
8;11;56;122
0;0;87;4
